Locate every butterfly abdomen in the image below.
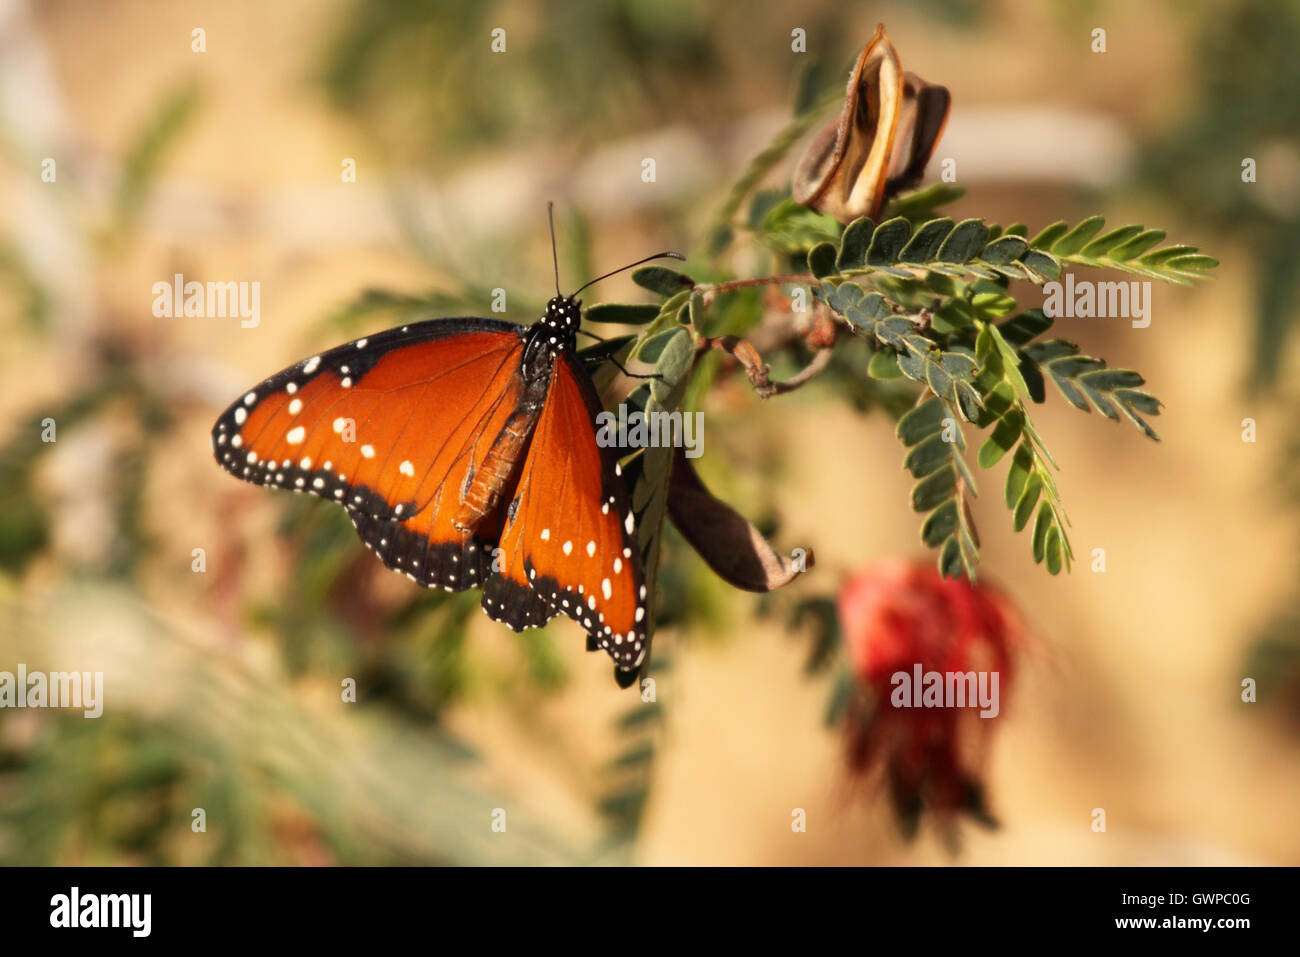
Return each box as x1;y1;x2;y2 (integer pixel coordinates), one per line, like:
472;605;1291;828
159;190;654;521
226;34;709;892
453;373;550;533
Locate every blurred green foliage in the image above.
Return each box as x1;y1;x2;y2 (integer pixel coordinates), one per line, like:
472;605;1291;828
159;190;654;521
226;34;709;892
1138;0;1300;390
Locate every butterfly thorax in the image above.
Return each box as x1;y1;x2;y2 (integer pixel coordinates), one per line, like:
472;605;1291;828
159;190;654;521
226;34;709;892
528;295;582;360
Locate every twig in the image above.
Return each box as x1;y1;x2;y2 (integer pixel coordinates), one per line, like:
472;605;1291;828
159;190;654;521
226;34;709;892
764;347;835;396
699;273;815;304
696;333;836;399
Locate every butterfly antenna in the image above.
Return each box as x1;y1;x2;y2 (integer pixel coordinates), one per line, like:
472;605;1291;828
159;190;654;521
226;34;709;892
547;201;561;297
570;251;685;298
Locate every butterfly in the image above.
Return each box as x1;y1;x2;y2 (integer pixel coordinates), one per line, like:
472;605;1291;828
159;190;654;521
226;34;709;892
210;206;683;687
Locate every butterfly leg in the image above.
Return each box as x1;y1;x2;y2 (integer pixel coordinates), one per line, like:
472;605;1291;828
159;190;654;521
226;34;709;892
580;351;665;383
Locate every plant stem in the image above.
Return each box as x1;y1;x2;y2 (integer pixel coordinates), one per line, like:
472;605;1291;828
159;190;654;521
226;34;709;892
701;273;814;301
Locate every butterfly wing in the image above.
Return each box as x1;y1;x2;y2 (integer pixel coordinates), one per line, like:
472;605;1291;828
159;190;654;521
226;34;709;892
482;353;649;681
211;317;527;591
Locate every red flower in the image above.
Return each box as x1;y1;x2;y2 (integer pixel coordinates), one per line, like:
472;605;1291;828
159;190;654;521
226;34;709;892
836;561;1022;838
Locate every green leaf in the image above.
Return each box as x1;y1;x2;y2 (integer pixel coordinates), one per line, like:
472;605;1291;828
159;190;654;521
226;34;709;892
970;292;1017;320
912;466;957;512
1163;253;1219;273
1020;250;1061;281
1081;225;1144;258
938;536;964;579
937;219;990;263
841;292;894;334
925;360;956;403
906;432;958;478
998;309;1053;347
636;328;680;363
981;236;1030;265
1013;473;1042;531
632;266;695;297
932;298;974;334
1025;339;1162;440
894;397;980;577
866;217;913;265
1005;444;1034;508
1031;501;1053;561
1051;216;1106;255
808;242;838;278
1081;369;1144;391
836;217;875;270
1138;244;1199;266
1028;221;1070;249
649;328;693;403
939;352;978;381
1116;389;1161;415
986;323;1031;398
955;381;984;422
1044;525;1063;574
978;409;1024;468
824;279;865;315
1109;229;1166;261
884;183;966;221
1036;220;1216;285
875;315;913;349
899;218;954;263
686;290;706;331
922;500;959;547
867;349;902;379
584;303;661;325
896;397;947;446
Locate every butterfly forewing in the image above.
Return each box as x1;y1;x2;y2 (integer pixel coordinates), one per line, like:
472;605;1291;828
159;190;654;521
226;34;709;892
211;318;527;591
483;353;649;675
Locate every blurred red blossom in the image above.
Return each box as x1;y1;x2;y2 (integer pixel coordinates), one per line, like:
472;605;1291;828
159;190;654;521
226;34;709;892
835;561;1024;839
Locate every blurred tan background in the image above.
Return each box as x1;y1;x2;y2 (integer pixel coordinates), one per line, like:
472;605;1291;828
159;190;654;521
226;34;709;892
1;0;1298;865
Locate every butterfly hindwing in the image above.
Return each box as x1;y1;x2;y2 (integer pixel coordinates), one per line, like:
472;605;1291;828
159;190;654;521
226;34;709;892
483;353;650;676
211;317;527;592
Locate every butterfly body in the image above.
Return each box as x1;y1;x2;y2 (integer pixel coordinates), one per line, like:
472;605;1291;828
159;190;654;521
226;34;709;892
211;292;650;685
451;298;577;533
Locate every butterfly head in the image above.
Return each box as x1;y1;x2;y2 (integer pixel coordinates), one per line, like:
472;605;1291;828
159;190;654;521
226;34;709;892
541;295;583;350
